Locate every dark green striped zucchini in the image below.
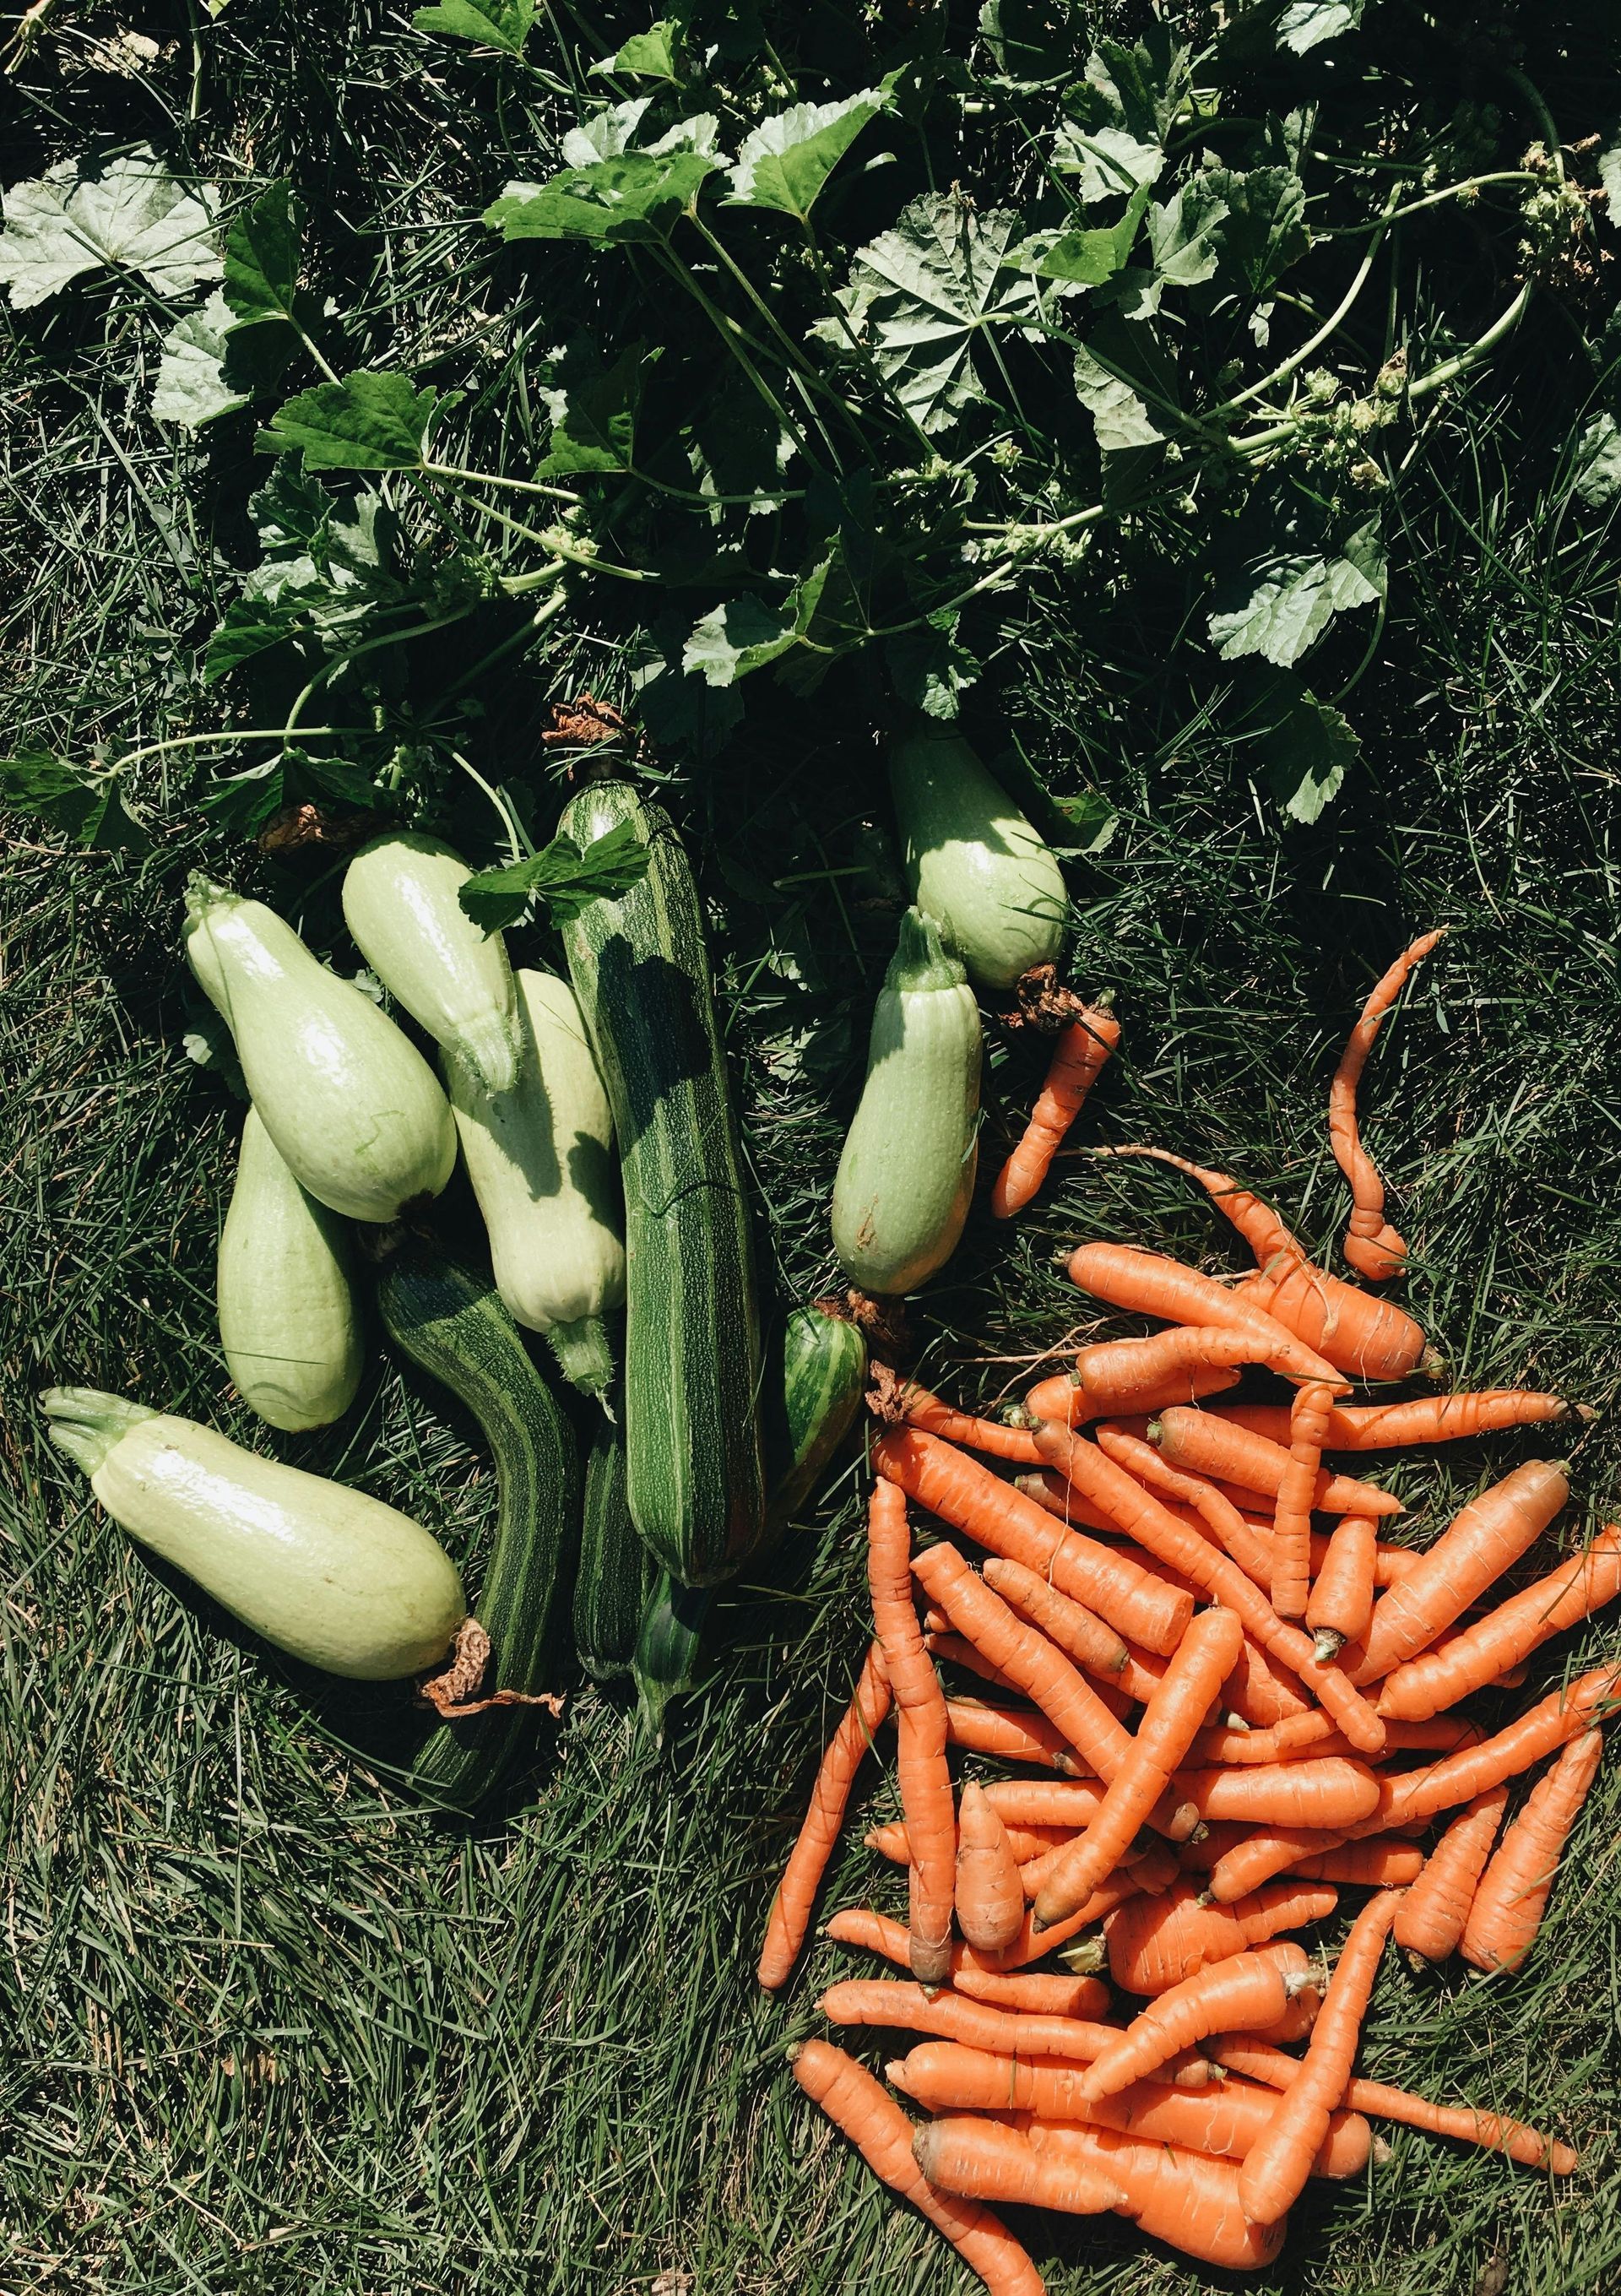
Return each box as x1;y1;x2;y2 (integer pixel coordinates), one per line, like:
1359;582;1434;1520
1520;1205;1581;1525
559;779;766;1586
572;1418;653;1680
767;1300;868;1533
376;1243;579;1809
632;1570;712;1745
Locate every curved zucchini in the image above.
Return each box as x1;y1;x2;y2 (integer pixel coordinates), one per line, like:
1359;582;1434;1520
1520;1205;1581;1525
889;725;1067;991
342;831;521;1095
832;909;983;1295
446;968;625;1398
217;1105;364;1431
572;1419;653;1681
632;1571;712;1745
767;1301;868;1531
42;1387;463;1679
375;1244;579;1809
558;779;765;1586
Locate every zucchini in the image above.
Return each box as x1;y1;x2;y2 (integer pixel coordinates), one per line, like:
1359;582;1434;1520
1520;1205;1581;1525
446;968;625;1398
217;1105;364;1431
832;909;983;1295
558;779;766;1586
767;1301;868;1530
342;831;521;1095
889;725;1067;991
572;1418;653;1681
42;1387;464;1679
375;1243;579;1810
184;875;455;1224
632;1570;712;1745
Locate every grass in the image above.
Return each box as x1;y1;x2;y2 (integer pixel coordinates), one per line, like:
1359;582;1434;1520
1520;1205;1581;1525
6;4;1621;2293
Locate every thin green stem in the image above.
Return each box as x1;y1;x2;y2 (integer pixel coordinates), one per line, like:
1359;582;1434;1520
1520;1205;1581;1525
450;490;659;581
1209;192;1400;423
440;583;568;697
1319;171;1541;236
452;750;525;862
652;240;817;464
1405;280;1535;404
111;725;356;771
425;461;581;505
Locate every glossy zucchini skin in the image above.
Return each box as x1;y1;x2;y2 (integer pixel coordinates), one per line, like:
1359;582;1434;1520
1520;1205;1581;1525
375;1245;579;1809
572;1418;653;1681
832;909;984;1296
767;1303;869;1531
888;726;1066;991
342;832;521;1094
558;780;766;1587
217;1105;364;1432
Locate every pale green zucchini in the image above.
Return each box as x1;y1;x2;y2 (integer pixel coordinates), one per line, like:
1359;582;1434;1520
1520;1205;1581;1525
217;1105;364;1431
445;968;624;1397
342;831;521;1094
832;909;983;1295
42;1388;464;1679
889;725;1067;991
184;876;455;1224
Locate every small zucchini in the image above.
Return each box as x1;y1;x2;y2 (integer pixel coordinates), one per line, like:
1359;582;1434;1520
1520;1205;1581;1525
42;1387;464;1680
889;725;1067;991
572;1419;653;1682
632;1570;712;1745
375;1243;579;1810
342;831;521;1095
217;1105;364;1432
767;1301;868;1531
832;908;983;1295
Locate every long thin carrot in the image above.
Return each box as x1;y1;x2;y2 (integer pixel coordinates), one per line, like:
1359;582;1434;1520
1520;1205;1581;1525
790;2040;1045;2296
1377;1527;1621;1720
926;1630;1026;1699
1351;1460;1570;1683
1461;1727;1603;1973
981;1780;1110;1829
1043;1421;1388;1755
1208;1392;1581;1451
758;1642;891;1989
820;1977;1125;2065
1200;1825;1354;1904
942;1696;1083;1771
1206;2038;1579;2174
979;1557;1130;1680
912;2114;1124;2221
1080;1942;1315;2100
955;1781;1025;1954
1393;1787;1510;1962
1328;928;1446;1281
1034;1608;1245;1928
1025;1360;1240;1427
1152;1407;1402;1517
1093;1143;1434;1381
1184;1713;1477;1767
1272;1382;1333;1618
1024;2124;1286;2271
872;1426;1193;1655
1238;1887;1401;2224
991;991;1121;1219
825;1901;1149;1986
1168;1759;1382;1832
1104;1877;1338;1995
1306;1514;1379;1664
870;1816;1077;1869
870;1369;1043;1464
1288;1840;1427;1888
1351;1657;1621;1834
947;1968;1113;2018
1065;1241;1349;1388
1072;1327;1320;1404
867;1479;955;1983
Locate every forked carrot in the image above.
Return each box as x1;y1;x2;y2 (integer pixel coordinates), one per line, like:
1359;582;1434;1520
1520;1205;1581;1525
942;1696;1082;1771
1306;1514;1378;1664
1352;1460;1570;1683
955;1781;1025;1954
1151;1407;1402;1517
912;2114;1122;2218
790;2040;1044;2296
1209;1392;1581;1451
1200;1825;1354;1904
869;1367;1043;1464
1328;928;1447;1281
1206;2037;1579;2173
1025;1361;1240;1426
992;991;1121;1219
1065;1241;1349;1388
1393;1787;1510;1962
871;1425;1193;1655
1237;1888;1401;2225
1024;2124;1286;2271
1377;1527;1621;1719
1104;1877;1338;1995
1080;1942;1315;2100
1273;1383;1334;1618
1071;1329;1310;1403
1461;1728;1603;1973
1184;1714;1477;1767
1222;1635;1315;1729
867;1479;954;1983
758;1641;891;1989
979;1556;1130;1680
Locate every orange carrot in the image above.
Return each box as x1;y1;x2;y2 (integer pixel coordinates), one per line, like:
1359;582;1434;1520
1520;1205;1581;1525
1034;1608;1246;1928
1185;1714;1477;1767
758;1642;891;1989
981;1780;1110;1830
1081;1942;1315;2100
1352;1461;1570;1684
825;1901;1145;1984
1329;928;1446;1279
1092;1143;1432;1381
1066;1240;1349;1387
867;1479;955;1983
1206;2037;1579;2172
947;1968;1112;2018
1290;1839;1427;1887
1210;1391;1581;1451
979;1557;1130;1680
1105;1877;1338;1995
870;1816;1081;1869
1273;1382;1334;1619
1306;1514;1379;1664
955;1781;1025;1954
1042;1420;1388;1756
872;1370;1044;1464
1024;2124;1286;2271
872;1426;1192;1655
820;1977;1124;2065
912;2115;1124;2224
1025;1361;1240;1427
941;1696;1082;1772
1222;1635;1316;1729
790;2040;1045;2296
1393;1787;1509;1962
1152;1406;1402;1517
1168;1759;1382;1832
926;1631;1025;1698
1358;1658;1621;1834
1201;1826;1353;1904
991;996;1121;1219
1378;1527;1621;1720
1075;1328;1319;1400
1238;1887;1401;2224
1461;1728;1603;1973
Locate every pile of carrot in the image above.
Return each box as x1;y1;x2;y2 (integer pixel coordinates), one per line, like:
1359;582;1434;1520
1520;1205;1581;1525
760;933;1613;2289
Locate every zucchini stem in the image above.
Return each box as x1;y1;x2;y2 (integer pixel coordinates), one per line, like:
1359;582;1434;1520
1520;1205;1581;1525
41;1387;157;1474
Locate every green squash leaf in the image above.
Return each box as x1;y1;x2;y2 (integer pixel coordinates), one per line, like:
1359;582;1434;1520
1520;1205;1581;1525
590;18;683;80
152;288;295;429
255;372;448;470
1251;672;1360;822
0;145;220;309
459;818;651;933
1573;411;1621;508
412;0;534;53
0;752;149;850
725;82;895;221
1210;518;1385;667
223;179;306;330
484;151;717;245
539;343;644;475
